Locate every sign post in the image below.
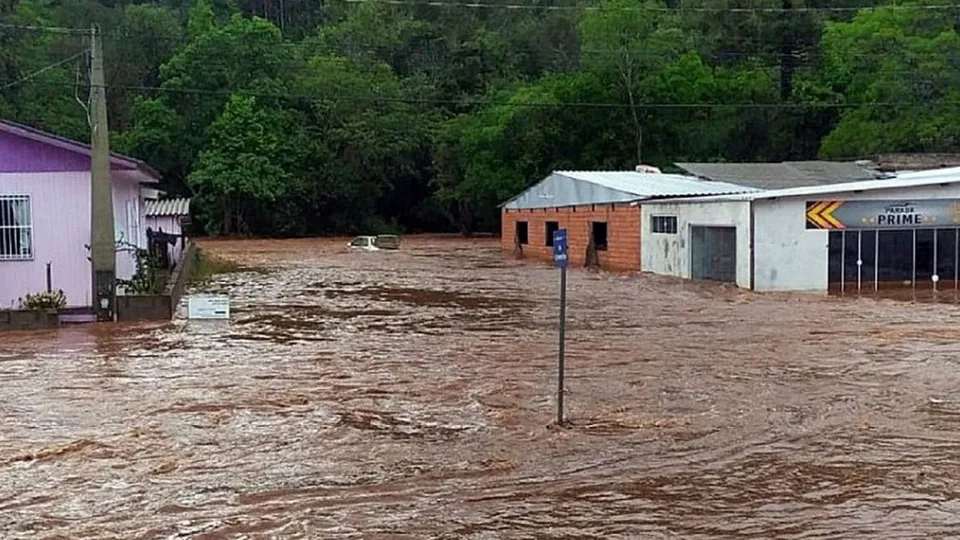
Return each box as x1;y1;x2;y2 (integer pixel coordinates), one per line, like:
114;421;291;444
553;229;568;426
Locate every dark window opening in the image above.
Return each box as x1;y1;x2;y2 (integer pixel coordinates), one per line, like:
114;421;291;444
828;228;960;294
545;221;559;246
591;221;608;251
516;221;529;245
652;215;678;234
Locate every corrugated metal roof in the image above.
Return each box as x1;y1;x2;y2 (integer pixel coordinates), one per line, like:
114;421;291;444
557;170;756;197
502;170;757;210
145;198;190;217
676;161;885;190
649;166;960;203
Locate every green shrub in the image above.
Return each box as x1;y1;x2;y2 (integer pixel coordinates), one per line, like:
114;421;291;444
188;249;241;284
117;248;164;295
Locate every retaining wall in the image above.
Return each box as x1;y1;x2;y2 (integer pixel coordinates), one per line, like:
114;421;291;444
116;240;197;321
0;309;60;331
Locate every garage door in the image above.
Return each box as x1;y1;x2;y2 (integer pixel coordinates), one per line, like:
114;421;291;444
691;226;737;282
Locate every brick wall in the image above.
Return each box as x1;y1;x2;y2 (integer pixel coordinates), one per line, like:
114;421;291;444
501;204;641;271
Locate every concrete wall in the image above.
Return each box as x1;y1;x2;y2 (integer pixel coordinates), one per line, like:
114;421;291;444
0;171;145;309
501;204;641;271
640;200;752;288
116;240;196;321
0;309;60;331
753;182;960;292
753;198;825;291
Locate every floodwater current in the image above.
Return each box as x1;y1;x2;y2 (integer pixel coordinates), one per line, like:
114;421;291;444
4;236;960;538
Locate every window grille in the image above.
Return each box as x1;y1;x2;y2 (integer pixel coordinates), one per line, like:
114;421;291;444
0;195;33;261
652;215;678;234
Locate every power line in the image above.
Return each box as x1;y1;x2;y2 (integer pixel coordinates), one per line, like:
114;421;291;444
0;51;89;91
3;22;955;79
340;0;960;12
4;23;950;64
33;80;960;109
0;22;89;35
0;0;957;36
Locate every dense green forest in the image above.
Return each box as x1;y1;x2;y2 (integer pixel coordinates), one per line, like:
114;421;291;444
2;0;959;234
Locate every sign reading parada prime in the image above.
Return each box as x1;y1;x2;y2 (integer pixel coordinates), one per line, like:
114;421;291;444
806;199;960;230
187;295;230;320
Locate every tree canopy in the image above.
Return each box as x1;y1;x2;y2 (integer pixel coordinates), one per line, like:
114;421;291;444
3;0;960;235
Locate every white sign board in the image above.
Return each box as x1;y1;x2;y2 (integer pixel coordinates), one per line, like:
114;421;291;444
187;295;230;320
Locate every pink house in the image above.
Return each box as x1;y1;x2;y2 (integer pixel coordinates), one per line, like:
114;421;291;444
0;120;160;309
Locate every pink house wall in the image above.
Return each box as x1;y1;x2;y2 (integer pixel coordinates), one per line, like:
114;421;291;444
0;172;145;309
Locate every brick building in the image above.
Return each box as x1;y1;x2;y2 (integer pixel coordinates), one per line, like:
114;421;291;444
500;170;753;271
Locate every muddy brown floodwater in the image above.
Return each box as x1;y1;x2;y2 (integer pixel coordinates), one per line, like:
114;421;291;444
4;237;960;538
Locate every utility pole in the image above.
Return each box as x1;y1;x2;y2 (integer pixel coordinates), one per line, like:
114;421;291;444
89;24;116;322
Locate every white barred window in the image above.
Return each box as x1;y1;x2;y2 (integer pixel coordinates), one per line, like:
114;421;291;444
0;195;33;261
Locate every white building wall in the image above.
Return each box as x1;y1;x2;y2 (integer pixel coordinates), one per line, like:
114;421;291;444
753;198;826;291
753;182;960;292
641;200;752;288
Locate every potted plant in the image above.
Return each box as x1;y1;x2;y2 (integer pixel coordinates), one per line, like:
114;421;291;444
11;289;66;329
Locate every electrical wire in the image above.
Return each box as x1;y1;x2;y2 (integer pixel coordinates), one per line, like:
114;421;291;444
0;50;89;90
340;0;960;12
0;0;956;34
4;21;960;63
0;22;89;34
0;28;949;68
32;80;960;109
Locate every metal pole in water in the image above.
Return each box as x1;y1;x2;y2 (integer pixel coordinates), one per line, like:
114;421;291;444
557;264;567;426
913;229;917;297
933;230;939;294
875;230;879;293
857;231;862;294
552;227;569;426
840;232;846;295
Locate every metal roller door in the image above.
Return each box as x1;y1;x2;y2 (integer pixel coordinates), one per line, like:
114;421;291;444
691;226;737;282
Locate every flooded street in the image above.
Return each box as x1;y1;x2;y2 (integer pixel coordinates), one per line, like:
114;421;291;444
5;236;960;538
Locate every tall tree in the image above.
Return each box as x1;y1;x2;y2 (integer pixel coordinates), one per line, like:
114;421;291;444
579;0;688;164
819;5;960;157
187;0;216;39
188;94;303;235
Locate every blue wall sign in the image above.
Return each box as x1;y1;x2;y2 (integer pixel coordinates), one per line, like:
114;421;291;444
553;229;568;267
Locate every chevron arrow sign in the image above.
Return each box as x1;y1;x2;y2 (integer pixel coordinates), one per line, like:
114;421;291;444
806;199;960;230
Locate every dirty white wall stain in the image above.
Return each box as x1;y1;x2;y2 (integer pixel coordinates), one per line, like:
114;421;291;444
641;200;751;288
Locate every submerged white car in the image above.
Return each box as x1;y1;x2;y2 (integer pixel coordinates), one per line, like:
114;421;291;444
347;235;401;251
347;236;379;251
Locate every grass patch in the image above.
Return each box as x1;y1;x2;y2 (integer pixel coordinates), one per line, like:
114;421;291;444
188;249;242;284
